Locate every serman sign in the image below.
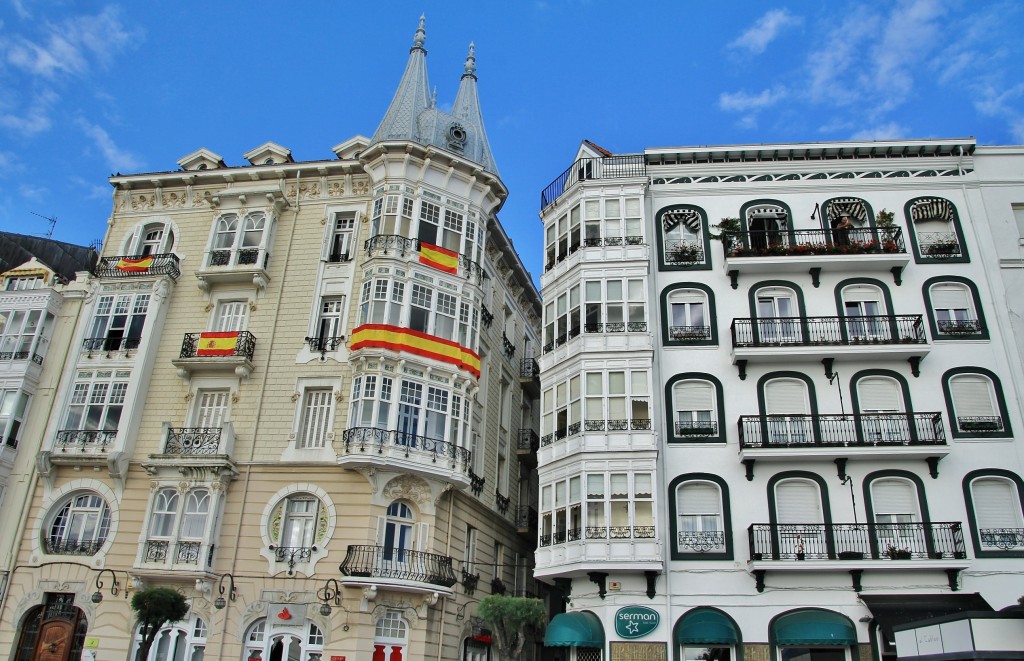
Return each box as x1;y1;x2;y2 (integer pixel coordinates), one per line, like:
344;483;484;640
614;606;660;639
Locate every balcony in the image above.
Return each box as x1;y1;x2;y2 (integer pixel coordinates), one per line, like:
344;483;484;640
731;315;928;365
738;413;949;468
83;336;140;357
142;540;214;569
196;247;271;293
54;429;116;454
339;545;457;595
721;227;910;281
143;423;238;478
918;233;963;259
540;154;647;210
44;539;105;556
338;427;472;490
669;325;712;343
678;531;727;554
171;331;256;379
539;417;657;465
269;545;316;576
305;335;345;359
0;349;44;365
978;528;1024;552
495;491;510;515
516;429;539;467
93;253;181;280
675;420;719;439
533;524;662;577
515;506;538;537
502;335;515;360
747;521;968;592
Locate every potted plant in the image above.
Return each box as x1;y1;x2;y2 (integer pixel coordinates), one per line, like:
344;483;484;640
712;217;743;255
875;209;896;228
795;535;805;560
668;242;703;263
886;544;912;560
924;238;960;256
960;418;1001;432
838;550;864;560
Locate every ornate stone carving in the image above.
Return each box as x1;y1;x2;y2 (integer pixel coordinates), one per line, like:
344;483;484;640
162;191;187;208
329;181;345;197
130;194;157;211
382;474;431;506
352;179;370;195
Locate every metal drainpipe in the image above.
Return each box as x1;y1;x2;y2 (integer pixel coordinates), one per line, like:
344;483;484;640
0;283;83;617
216;169;302;661
437;489;456;661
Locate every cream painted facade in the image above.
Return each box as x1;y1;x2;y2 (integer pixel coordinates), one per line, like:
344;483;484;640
0;21;541;661
536;139;1024;661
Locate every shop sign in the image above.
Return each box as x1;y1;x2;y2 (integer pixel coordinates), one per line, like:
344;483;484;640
614;605;660;639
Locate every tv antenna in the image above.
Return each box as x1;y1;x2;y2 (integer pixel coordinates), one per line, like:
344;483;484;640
30;212;57;239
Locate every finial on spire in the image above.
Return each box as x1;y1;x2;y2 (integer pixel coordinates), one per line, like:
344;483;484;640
412;15;426;49
431;86;437;108
463;42;477;77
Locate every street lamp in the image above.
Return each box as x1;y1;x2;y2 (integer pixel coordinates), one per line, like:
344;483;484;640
92;568;123;604
214;573;236;610
317;578;342;617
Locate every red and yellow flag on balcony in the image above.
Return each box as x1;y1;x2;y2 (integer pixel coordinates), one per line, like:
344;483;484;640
349;324;480;377
418;242;458;274
114;255;155;272
196;331;239;356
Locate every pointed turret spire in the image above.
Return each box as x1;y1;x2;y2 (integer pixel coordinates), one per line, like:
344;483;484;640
451;41;498;175
371;17;432;143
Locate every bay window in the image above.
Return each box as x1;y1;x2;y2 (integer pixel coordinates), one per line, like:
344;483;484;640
541;472;655;544
584;369;649;431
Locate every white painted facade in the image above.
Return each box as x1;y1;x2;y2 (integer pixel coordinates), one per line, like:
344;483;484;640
537;139;1024;661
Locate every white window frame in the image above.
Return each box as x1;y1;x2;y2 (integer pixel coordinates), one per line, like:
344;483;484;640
259;484;336;576
142;486;213;568
676;481;725;552
46;491;111;555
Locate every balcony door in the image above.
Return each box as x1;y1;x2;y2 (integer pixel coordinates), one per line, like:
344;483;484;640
191;390;229;428
843;285;888;341
765;378;810;445
857;377;905;443
870;478;923;556
757;290;798;343
381;501;414;565
775;479;824;557
213;301;247;332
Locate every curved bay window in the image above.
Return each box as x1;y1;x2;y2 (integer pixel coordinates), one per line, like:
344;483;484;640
584;278;646;334
207;211;271;268
584;369;649;432
45;491;111;555
143;487;212;566
539;472;654;546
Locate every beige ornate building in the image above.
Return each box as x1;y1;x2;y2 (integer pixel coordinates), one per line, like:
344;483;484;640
0;19;541;661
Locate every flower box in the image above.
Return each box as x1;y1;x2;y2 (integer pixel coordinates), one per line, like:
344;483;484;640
838;551;864;560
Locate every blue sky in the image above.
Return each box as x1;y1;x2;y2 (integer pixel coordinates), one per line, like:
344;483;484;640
1;1;1022;281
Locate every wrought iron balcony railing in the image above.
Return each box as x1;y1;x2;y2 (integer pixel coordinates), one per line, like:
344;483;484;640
93;253;181;279
666;242;705;264
55;429;116;451
678;530;727;553
957;416;1004;433
164;427;225;455
327;250;351;263
339;544;458;587
144;540;202;565
732;315;925;347
515;506;538;531
0;350;44;364
469;470;485;496
365;234;419;257
539;525;657;547
305;335;344;358
583;322;648;334
748;521;966;561
208;248;267;268
179;331;256;361
541;154;647;209
83;336;141;353
722;227;905;257
937;319;983;335
44;538;105;555
480;305;494;328
581;236;645;248
520;358;539;379
495;491;510;515
341;427;471;471
502;335;515;359
675;420;719;438
669;325;711;342
738;412;946;447
517;429;539;452
979;528;1024;551
918;232;962;258
269;544;316;575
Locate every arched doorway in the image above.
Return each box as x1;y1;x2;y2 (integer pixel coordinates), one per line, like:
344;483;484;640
15;593;88;661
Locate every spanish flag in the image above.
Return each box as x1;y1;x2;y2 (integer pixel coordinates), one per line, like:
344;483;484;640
196;331;239;357
418;243;459;275
350;324;480;378
114;255;155;272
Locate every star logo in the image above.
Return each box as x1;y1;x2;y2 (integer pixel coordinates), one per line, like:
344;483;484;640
626;620;640;634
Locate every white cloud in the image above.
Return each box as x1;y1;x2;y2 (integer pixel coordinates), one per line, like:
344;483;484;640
729;8;803;54
70;175;113;200
736;115;758;130
0;87;56;135
719;87;786;112
1011;118;1024;144
849;122;909;141
0;151;19;173
75;119;142;171
18;183;46;200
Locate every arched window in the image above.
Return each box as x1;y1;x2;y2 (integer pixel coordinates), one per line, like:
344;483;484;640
763;378;811;445
132;615;207;661
907;196;968;262
675;481;725;554
382;501;414;563
856;375;904;443
214;214;238;250
46;492;111;555
773;478;824;558
267;492;329;573
143;487;212;566
672;380;717;438
755;287;799;344
869;477;924;557
374;609;409;661
242;212;267;248
840;284;888;341
948;373;1002;434
667;289;710;342
662;207;705;265
243;618;324;661
923;277;987;339
965;473;1024;553
744;202;789;251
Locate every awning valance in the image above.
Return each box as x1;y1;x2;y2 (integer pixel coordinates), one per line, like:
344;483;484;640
772;610;856;646
544;611;604;648
676;608;739;645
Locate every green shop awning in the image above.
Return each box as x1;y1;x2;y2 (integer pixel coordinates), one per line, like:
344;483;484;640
677;609;740;645
773;610;856;646
545;611;605;648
